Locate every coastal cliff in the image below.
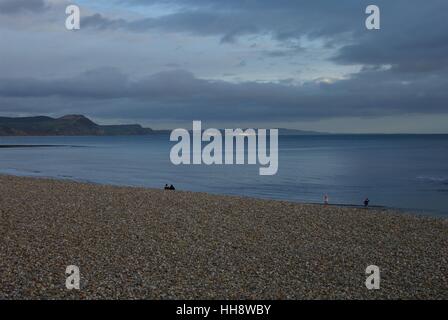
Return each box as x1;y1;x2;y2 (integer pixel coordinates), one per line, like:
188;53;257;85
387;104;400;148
0;115;155;136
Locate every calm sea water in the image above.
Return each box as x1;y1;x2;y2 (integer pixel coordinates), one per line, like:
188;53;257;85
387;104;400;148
0;134;447;216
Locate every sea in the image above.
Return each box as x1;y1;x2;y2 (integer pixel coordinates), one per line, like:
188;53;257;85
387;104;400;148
0;134;447;217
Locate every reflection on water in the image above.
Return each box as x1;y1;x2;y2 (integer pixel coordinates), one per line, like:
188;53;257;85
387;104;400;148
0;134;447;216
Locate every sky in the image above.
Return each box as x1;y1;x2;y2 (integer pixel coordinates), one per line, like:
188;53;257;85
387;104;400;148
0;0;447;133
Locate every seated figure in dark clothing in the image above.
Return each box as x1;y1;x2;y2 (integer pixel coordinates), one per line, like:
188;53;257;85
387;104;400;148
364;198;370;207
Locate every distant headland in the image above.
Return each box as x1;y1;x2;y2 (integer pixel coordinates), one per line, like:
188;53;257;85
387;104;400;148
0;115;168;136
0;114;328;136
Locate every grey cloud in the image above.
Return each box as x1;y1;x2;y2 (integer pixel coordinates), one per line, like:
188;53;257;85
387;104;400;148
82;0;368;44
1;0;448;131
80;0;448;84
1;68;447;122
0;0;47;14
82;13;128;30
0;68;130;99
82;11;260;43
332;0;448;74
107;1;448;74
236;60;247;67
263;45;305;58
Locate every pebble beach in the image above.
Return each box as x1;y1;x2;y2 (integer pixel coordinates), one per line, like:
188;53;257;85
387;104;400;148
0;174;447;299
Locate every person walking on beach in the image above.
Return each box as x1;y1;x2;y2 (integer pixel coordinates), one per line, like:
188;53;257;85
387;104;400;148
364;197;370;207
324;194;329;205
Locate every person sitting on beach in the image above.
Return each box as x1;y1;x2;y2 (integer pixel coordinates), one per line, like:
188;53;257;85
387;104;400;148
169;184;176;191
364;198;370;207
164;184;169;190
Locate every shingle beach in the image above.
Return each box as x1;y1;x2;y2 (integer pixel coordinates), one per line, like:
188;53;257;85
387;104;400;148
0;175;447;299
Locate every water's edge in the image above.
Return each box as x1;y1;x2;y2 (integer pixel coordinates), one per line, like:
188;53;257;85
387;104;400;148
2;172;443;221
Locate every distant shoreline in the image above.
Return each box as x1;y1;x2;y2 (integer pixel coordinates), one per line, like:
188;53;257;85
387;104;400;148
0;171;439;218
2;133;448;137
0;172;439;218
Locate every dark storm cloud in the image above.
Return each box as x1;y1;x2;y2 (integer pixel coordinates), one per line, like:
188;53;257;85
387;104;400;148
107;0;394;41
0;68;130;99
87;1;448;73
1;67;448;122
333;0;448;73
82;0;367;44
0;0;47;14
82;11;260;43
1;0;448;128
